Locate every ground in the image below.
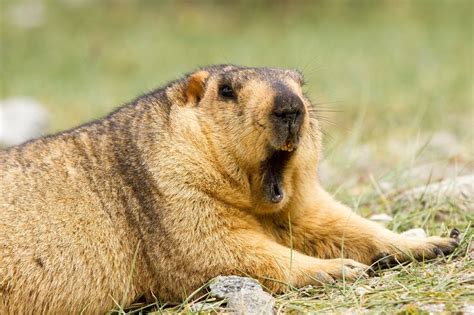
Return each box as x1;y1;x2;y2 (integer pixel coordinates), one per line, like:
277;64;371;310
1;1;472;313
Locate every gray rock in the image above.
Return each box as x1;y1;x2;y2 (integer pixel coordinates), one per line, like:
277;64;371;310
6;1;45;28
209;276;262;298
397;175;474;211
386;131;468;162
428;131;465;158
0;97;49;147
401;228;427;239
399;162;473;189
209;276;275;315
226;290;275;315
463;303;474;315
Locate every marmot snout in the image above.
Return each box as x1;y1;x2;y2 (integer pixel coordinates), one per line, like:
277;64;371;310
270;82;306;152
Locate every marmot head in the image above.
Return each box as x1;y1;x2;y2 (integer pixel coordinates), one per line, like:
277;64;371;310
173;65;320;210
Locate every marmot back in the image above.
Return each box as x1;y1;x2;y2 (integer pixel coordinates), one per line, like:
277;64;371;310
0;65;459;314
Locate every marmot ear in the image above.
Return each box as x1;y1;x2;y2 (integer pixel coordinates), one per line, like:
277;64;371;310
185;70;210;104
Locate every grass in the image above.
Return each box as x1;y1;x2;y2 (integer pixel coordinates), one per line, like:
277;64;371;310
1;1;473;314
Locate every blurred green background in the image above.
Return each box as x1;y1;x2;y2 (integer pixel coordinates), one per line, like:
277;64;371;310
1;0;472;171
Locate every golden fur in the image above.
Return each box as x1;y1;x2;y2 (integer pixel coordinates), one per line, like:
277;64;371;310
0;65;458;314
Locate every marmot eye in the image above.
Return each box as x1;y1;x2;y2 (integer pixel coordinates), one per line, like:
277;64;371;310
219;85;235;99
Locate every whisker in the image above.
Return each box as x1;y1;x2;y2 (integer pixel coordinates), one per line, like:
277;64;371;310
309;107;343;113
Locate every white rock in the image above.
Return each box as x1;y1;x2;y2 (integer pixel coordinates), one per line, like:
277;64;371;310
387;131;467;162
226;290;275;315
399;162;471;187
397;175;474;211
209;276;275;315
429;130;465;158
463;303;474;315
6;1;45;28
209;276;262;298
401;228;427;239
0;97;49;147
378;181;394;194
369;214;393;223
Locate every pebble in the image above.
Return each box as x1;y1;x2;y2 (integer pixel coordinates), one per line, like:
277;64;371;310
0;97;49;147
401;228;427;239
209;276;275;315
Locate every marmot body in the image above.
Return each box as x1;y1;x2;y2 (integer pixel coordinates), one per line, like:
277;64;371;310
0;65;459;313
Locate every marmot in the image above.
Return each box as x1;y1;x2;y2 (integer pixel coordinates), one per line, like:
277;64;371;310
0;65;459;314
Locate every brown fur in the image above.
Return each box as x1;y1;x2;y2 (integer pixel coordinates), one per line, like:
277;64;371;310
0;65;458;314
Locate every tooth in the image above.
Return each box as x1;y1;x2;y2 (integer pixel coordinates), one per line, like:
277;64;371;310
280;143;294;152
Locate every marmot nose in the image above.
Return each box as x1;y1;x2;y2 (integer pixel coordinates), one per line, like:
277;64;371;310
272;92;304;130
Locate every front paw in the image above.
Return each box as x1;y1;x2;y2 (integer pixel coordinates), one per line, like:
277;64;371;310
316;258;373;282
372;228;460;268
426;233;460;257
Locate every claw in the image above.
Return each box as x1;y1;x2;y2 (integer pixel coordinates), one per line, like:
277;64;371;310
450;228;460;240
433;247;444;257
371;252;396;269
315;271;335;285
366;266;376;277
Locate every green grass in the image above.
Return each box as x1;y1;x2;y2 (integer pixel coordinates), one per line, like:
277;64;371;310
1;1;472;313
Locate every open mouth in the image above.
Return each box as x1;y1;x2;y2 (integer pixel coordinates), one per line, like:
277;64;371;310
261;149;293;203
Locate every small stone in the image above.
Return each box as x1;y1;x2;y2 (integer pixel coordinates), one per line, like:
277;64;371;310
378;181;394;194
401;228;427;239
0;97;49;147
227;290;275;315
209;276;262;299
429;131;465;158
369;214;393;223
463;303;474;315
7;2;45;28
209;276;275;315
